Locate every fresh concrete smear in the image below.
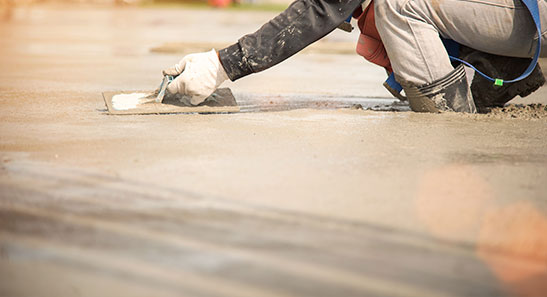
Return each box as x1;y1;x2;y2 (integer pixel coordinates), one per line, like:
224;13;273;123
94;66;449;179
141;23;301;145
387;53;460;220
111;93;148;110
482;104;547;120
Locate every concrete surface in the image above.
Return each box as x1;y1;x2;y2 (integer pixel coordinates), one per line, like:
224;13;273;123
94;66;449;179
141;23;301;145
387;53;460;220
1;4;546;297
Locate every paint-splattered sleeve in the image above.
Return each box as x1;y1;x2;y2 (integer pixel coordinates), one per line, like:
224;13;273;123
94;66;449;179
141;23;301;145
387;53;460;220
218;0;363;81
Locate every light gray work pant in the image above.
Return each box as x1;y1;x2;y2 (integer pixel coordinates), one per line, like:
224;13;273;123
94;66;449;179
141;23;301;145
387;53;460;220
374;0;547;86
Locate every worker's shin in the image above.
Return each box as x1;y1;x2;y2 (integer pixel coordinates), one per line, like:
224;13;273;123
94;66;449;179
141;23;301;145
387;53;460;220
403;64;477;113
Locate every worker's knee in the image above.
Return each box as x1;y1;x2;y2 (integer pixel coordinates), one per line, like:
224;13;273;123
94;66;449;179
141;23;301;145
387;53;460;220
374;0;398;20
374;0;427;25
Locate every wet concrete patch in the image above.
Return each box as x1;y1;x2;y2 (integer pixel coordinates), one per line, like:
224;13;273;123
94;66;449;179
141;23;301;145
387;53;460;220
234;92;411;113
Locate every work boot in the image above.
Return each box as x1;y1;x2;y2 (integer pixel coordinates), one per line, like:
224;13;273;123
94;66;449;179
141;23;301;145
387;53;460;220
458;46;546;113
404;64;477;113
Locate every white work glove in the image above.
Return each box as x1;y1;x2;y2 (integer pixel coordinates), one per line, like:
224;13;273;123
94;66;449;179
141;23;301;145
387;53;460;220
163;49;229;105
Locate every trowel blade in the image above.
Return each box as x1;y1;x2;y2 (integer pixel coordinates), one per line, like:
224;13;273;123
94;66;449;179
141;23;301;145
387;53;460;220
102;88;239;115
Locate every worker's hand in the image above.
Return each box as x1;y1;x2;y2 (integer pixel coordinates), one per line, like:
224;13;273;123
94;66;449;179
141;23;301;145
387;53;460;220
163;49;229;105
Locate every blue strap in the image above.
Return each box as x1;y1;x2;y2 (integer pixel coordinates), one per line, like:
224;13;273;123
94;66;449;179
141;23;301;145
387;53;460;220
449;0;541;86
385;0;542;92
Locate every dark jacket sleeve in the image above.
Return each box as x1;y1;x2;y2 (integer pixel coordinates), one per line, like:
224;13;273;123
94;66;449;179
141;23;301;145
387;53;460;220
218;0;364;81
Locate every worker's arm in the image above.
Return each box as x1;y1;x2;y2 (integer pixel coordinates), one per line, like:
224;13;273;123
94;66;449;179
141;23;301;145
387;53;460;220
219;0;364;80
163;0;363;105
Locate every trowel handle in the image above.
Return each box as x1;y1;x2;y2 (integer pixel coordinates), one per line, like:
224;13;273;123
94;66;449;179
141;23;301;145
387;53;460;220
155;75;175;103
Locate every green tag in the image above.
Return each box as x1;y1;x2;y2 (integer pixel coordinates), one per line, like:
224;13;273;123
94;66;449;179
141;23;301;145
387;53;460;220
494;79;504;86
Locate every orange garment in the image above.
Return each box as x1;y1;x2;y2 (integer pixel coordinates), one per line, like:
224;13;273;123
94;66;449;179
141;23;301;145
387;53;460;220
355;1;393;73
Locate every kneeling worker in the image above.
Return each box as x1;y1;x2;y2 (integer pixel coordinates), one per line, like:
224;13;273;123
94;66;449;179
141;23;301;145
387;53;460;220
162;0;546;113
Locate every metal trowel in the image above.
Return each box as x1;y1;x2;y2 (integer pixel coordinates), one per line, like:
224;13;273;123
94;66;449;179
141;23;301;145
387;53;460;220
102;75;239;115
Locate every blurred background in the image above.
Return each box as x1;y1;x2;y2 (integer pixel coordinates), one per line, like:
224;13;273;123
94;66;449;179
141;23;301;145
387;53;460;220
1;0;294;14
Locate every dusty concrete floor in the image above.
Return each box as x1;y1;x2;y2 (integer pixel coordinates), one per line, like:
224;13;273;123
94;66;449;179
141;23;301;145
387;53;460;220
1;4;547;297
